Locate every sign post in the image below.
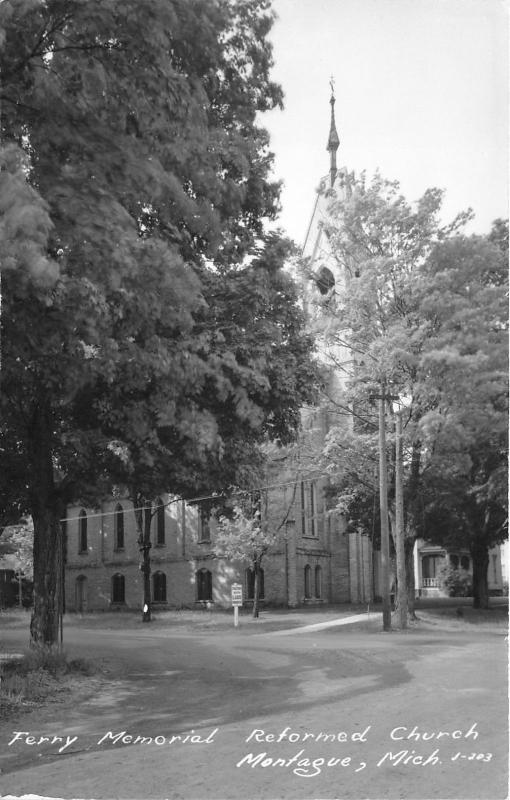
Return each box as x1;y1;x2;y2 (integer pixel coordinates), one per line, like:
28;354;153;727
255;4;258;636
231;582;243;627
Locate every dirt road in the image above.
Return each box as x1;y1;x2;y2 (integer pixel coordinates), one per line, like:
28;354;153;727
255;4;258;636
0;611;507;800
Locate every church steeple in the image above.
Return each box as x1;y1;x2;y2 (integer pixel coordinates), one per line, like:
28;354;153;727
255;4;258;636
326;78;340;187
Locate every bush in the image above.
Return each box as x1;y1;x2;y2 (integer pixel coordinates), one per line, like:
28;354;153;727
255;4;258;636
15;646;68;676
440;566;472;597
0;647;95;715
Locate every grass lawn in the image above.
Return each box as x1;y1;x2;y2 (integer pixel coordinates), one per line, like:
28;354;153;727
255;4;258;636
1;596;507;634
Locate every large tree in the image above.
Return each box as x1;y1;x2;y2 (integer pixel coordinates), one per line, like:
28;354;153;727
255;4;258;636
317;173;507;612
316;172;465;619
411;228;508;607
0;0;317;644
78;232;317;622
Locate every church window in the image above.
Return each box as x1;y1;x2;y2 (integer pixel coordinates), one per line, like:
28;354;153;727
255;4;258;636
300;481;318;537
304;565;312;599
315;565;322;599
196;568;212;601
153;571;167;602
111;573;125;604
114;504;124;550
198;505;211;542
156;498;165;545
78;510;88;553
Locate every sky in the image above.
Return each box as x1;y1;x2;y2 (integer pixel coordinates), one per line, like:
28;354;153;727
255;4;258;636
263;0;509;247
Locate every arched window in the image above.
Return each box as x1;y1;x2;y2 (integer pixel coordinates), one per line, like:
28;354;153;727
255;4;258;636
304;564;312;599
114;503;124;550
450;554;459;570
78;509;88;553
245;567;265;600
315;565;322;599
196;568;212;601
460;555;470;571
153;571;167;602
156;498;165;545
111;573;125;604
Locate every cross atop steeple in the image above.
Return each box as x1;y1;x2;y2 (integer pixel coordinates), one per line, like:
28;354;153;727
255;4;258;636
326;77;340;187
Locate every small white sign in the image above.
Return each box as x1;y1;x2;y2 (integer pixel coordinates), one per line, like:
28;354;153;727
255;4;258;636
231;583;243;606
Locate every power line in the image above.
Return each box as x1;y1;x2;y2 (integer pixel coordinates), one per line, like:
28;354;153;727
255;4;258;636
60;473;331;524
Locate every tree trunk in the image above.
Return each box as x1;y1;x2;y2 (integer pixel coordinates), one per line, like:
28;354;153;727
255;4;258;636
253;559;261;619
471;540;490;609
28;402;61;646
133;495;152;623
142;506;152;622
30;508;61;645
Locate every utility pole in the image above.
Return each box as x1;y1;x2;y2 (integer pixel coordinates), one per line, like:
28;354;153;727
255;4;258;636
378;395;391;631
394;406;408;628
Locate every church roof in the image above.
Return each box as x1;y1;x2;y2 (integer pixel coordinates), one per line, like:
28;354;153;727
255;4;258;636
327;92;340;153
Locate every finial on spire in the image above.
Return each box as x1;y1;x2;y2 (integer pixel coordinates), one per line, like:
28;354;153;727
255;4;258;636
326;77;340;187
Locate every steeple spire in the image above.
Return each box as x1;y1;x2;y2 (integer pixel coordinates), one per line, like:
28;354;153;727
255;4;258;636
326;77;340;187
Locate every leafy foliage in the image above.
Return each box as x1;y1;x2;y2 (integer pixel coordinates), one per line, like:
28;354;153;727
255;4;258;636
322;171;470;391
319;172;507;608
439;566;472;598
215;505;274;566
0;145;58;284
323;426;380;541
0;521;34;580
0;0;317;642
215;504;273;617
412;229;508;605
